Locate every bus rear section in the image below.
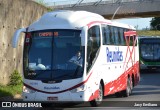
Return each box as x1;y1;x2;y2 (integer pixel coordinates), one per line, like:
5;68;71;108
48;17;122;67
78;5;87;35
139;37;160;71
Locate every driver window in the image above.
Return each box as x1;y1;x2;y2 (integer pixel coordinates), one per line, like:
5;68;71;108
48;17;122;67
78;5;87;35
87;25;100;73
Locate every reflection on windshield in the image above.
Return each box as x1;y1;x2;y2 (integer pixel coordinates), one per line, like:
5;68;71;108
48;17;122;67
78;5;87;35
140;43;160;61
23;30;84;80
69;51;83;67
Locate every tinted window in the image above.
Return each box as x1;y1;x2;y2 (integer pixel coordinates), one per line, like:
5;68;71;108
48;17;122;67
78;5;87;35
102;25;111;45
23;30;84;80
110;26;115;45
114;27;119;45
87;26;101;72
119;28;125;45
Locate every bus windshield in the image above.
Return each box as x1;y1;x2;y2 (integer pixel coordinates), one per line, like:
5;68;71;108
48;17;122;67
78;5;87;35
23;30;84;81
140;39;160;61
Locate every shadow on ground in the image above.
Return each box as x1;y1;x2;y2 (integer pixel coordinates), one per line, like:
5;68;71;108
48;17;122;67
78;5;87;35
0;89;13;101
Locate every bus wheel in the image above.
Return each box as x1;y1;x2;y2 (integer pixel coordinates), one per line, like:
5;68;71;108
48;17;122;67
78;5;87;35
90;84;103;107
115;91;123;97
122;77;131;97
130;77;133;95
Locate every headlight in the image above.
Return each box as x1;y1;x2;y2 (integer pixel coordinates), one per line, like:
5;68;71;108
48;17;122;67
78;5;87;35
23;86;36;93
70;85;87;93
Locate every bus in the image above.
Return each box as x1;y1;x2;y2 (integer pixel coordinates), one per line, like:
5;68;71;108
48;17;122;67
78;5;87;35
12;10;140;107
139;36;160;71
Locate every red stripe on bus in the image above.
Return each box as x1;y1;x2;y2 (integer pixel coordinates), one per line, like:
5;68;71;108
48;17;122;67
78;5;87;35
124;31;137;36
87;21;112;28
88;61;139;101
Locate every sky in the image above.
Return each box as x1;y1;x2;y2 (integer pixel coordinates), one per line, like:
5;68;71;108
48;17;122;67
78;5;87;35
115;17;152;30
42;0;152;30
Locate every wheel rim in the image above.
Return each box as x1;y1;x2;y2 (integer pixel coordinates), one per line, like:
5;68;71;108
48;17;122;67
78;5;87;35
96;85;103;102
127;78;131;96
130;78;133;94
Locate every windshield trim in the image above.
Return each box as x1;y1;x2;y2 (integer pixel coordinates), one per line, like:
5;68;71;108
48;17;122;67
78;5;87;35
23;29;85;81
140;43;160;62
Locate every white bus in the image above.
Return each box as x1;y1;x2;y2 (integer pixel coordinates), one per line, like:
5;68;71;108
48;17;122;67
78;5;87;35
12;10;140;107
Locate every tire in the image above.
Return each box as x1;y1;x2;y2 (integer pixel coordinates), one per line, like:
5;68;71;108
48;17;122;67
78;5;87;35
90;84;103;107
130;77;133;95
115;91;123;98
122;77;131;97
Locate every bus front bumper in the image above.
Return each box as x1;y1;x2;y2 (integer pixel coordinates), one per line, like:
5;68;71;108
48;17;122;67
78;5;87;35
22;91;89;102
140;64;160;70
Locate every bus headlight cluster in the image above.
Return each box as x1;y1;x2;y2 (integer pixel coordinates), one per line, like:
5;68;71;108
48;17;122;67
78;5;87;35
70;85;87;93
23;86;36;93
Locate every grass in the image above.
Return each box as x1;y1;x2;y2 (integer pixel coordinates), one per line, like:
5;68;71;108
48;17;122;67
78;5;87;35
0;83;22;98
0;70;23;98
137;30;160;36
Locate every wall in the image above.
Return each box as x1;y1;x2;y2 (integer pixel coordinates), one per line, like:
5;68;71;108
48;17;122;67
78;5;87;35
0;0;48;85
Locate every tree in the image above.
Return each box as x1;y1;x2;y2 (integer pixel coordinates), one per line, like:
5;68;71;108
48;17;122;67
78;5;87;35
150;17;160;30
35;0;53;12
36;0;47;6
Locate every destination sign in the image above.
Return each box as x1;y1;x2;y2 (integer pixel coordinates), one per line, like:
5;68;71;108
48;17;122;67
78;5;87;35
38;32;59;37
39;32;53;37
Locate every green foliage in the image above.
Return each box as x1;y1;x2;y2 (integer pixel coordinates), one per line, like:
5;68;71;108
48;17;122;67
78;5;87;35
137;30;160;36
0;70;22;97
0;84;22;97
9;70;22;86
36;0;48;6
35;0;53;12
150;17;160;30
47;7;53;12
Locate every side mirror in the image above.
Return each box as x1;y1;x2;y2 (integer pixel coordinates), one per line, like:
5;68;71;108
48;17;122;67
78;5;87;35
12;28;26;48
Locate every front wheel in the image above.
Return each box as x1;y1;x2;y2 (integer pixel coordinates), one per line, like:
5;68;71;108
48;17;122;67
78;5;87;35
90;84;103;107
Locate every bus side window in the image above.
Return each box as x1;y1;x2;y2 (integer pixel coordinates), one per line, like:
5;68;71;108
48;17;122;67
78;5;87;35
117;27;121;45
87;25;100;73
130;36;133;46
125;31;137;46
102;24;110;45
102;25;107;45
107;26;112;45
120;28;126;45
114;27;119;45
110;26;115;45
130;35;137;46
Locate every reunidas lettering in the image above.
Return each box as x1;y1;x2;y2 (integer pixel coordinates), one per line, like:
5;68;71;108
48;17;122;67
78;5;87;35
106;47;123;62
44;86;60;90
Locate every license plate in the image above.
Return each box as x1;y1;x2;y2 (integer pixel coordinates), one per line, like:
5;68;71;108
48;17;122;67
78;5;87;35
47;97;58;101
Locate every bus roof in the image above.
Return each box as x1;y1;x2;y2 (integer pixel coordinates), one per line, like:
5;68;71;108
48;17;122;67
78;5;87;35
28;10;135;32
